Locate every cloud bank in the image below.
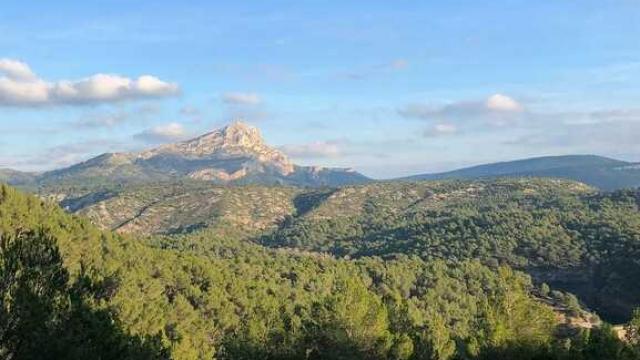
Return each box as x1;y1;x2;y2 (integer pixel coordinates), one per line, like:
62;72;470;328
399;93;523;120
399;93;525;136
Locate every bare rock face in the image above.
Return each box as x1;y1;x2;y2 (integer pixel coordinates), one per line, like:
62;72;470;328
140;122;293;172
37;121;370;187
188;168;248;182
138;121;295;179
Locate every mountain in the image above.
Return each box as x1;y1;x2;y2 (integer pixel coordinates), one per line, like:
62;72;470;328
0;168;37;187
36;121;370;187
401;155;640;190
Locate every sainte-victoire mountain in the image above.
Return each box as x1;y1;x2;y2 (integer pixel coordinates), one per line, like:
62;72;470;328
33;121;370;187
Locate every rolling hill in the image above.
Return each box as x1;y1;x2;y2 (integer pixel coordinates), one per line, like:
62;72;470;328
0;168;37;187
401;155;640;190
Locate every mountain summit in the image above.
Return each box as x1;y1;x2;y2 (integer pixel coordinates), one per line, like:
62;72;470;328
38;121;370;187
139;121;295;179
142;122;284;159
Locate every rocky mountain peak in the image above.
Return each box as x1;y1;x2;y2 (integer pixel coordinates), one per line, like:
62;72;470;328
140;120;277;159
218;121;264;147
137;120;296;175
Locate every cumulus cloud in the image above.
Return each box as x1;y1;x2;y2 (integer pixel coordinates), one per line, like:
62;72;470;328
280;140;346;159
221;92;262;105
399;93;526;134
424;123;458;137
486;94;522;112
134;122;188;143
0;59;37;80
0;58;179;106
400;93;523;120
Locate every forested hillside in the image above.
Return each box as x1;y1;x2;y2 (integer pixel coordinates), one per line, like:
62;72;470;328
264;179;640;323
3;183;640;359
53;178;640;324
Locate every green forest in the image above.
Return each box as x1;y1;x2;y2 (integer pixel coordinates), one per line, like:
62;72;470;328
2;181;640;359
264;179;640;323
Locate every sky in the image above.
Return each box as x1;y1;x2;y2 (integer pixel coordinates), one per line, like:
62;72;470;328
1;0;640;178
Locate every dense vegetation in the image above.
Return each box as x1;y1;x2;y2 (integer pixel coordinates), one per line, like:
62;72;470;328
2;181;640;359
264;179;640;322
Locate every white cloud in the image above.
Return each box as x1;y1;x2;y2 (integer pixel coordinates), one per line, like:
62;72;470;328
280;140;345;159
52;74;179;104
0;58;179;106
0;58;37;80
424;123;458;137
0;77;50;104
399;93;525;132
400;94;524;120
221;92;262;105
486;94;523;112
134;122;187;143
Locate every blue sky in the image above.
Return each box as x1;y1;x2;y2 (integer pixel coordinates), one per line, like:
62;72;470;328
1;0;640;178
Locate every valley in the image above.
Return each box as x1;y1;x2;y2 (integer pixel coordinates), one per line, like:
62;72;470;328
3;2;639;359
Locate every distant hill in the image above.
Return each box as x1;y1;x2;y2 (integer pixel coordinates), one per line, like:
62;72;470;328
401;155;640;190
0;168;37;187
31;121;370;188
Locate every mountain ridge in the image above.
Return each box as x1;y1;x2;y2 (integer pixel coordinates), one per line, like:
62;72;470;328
400;154;640;190
3;128;640;190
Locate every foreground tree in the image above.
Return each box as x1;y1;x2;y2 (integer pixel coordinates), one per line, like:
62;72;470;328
0;229;168;359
